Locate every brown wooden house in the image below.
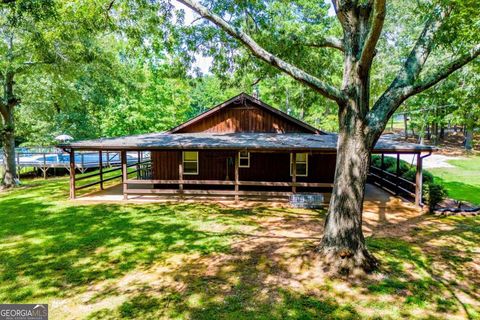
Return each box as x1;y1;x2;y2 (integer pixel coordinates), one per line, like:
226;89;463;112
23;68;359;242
61;93;434;205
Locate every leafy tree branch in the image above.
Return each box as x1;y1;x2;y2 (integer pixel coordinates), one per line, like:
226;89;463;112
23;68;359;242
301;37;345;52
410;44;480;95
177;0;347;104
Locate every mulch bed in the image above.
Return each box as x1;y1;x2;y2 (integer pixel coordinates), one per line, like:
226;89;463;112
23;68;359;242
434;198;480;216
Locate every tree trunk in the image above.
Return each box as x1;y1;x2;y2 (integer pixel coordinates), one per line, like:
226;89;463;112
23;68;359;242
319;115;379;275
403;114;409;139
1;107;17;187
1;69;18;188
465;123;473;151
433;122;439;145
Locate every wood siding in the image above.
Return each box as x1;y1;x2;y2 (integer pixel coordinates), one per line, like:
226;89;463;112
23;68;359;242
174;102;313;133
239;153;336;183
152;150;336;184
152;150;180;180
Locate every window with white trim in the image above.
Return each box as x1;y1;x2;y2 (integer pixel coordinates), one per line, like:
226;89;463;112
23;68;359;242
238;151;250;168
183;151;198;175
290;153;308;177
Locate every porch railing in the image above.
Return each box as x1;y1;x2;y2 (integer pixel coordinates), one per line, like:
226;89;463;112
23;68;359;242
368;165;416;199
123;179;333;199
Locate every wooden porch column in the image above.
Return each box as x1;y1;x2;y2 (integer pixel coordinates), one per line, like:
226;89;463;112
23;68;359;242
415;153;423;207
121;150;128;200
99;150;104;190
380;153;385;182
395;153;400;195
292;152;297;193
178;154;184;193
234;152;239;202
69;149;75;199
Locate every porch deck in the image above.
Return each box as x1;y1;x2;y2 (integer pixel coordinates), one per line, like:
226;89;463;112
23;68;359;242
74;183;417;213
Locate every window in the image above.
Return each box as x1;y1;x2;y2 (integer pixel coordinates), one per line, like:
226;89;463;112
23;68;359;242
290;153;308;177
238;151;250;168
183;151;198;175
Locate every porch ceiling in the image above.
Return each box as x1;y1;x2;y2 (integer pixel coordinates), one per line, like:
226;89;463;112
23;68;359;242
60;132;435;153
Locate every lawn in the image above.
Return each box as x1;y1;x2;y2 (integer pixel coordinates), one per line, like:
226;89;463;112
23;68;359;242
0;176;479;319
430;156;480;205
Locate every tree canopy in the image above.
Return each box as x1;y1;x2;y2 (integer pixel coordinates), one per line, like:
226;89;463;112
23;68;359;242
4;0;477;147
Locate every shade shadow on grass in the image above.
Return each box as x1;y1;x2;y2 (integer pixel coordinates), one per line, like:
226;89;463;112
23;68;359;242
1;177;479;319
366;216;480;318
87;237;360;320
0;179;254;302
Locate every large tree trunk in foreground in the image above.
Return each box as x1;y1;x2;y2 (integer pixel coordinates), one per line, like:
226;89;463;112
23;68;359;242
319;113;379;275
1;107;17;187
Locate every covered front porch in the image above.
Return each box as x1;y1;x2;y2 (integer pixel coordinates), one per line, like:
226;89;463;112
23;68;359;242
73;181;420;215
66;146;430;207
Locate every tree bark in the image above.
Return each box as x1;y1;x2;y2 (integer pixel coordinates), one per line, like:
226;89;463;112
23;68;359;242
319;111;379;275
1;68;19;188
1;107;17;187
464;125;473;151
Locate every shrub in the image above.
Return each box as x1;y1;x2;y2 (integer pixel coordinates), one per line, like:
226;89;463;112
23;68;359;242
424;183;448;213
402;168;434;184
371;155;411;175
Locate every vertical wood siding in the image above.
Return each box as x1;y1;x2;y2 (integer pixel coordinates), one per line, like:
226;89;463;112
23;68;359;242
175;103;312;133
152;150;180;180
152;150;336;184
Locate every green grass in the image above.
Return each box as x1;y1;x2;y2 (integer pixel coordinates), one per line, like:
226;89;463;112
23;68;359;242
430;156;480;205
0;176;479;319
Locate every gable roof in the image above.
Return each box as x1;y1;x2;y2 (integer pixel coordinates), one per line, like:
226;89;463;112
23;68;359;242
168;92;324;134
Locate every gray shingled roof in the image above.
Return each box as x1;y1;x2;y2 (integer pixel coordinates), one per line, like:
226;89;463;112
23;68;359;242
61;133;435;153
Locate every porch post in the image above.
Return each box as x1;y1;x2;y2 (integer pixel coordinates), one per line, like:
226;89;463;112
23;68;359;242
415;153;423;207
234;152;239;202
69;149;75;199
292;152;297;193
380;153;385;183
121;150;128;200
396;153;400;195
178;153;184;193
99;150;104;190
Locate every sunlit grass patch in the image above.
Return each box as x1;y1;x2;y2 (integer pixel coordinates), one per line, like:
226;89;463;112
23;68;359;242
430;156;480;204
